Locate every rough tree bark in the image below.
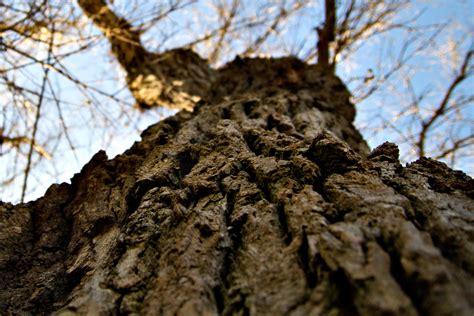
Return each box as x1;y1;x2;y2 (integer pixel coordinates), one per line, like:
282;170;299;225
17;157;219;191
1;53;473;315
1;1;474;314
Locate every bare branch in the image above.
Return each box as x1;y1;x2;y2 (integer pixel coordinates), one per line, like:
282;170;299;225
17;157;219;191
21;14;55;202
316;0;336;72
417;48;473;157
77;0;146;68
208;0;240;64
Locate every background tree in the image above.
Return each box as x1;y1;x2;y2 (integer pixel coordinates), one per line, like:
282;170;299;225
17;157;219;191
0;0;473;314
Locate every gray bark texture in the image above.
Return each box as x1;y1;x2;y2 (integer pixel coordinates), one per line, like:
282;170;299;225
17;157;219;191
1;56;473;316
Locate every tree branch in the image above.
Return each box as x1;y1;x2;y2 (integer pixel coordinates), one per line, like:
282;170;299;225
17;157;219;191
21;15;55;202
77;0;215;111
77;0;146;68
417;48;473;157
317;0;336;72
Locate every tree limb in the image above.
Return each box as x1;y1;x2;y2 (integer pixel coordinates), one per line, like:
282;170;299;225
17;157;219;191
417;48;473;157
77;0;146;68
77;0;215;111
317;0;336;72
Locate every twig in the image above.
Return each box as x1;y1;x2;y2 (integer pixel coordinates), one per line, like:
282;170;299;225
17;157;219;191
20;17;55;202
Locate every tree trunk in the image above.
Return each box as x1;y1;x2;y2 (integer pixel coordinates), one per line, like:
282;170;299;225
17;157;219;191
1;56;473;316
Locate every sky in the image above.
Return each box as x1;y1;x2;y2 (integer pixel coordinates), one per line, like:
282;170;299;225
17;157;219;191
355;0;473;167
0;0;473;202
